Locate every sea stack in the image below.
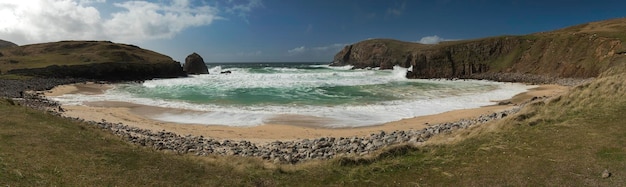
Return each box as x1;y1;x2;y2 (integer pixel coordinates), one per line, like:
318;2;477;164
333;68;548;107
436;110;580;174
183;52;209;74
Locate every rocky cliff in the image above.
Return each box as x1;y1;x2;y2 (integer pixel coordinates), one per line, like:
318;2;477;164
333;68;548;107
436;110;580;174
0;40;186;81
332;18;626;80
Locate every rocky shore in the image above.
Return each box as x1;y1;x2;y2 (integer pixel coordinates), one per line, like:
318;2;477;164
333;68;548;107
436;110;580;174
0;76;573;164
46;98;539;164
0;78;88;98
468;72;594;86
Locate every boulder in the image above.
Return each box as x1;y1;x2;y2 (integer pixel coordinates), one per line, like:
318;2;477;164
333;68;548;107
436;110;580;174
183;52;209;74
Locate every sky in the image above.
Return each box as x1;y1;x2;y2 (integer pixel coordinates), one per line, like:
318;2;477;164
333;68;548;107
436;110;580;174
1;0;625;63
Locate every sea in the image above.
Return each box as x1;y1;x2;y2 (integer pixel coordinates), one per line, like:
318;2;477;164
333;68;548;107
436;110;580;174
49;62;532;128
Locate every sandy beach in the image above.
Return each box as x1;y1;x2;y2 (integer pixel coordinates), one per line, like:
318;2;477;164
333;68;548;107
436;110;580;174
44;83;568;144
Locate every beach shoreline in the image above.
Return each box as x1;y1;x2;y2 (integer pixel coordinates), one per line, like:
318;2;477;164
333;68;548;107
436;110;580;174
44;82;569;144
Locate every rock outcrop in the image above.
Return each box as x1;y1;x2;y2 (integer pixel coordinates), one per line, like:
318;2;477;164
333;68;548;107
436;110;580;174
331;18;626;81
183;53;209;74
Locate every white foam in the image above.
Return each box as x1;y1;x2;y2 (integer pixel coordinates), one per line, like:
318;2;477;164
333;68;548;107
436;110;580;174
49;79;533;127
391;65;411;80
139;67;393;91
321;65;354;71
208;66;222;74
47;64;534;127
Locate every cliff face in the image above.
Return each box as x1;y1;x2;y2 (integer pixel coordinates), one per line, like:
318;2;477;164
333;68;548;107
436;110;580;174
332;18;626;79
0;41;186;81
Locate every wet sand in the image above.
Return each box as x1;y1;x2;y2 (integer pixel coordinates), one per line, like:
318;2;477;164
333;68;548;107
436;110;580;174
45;83;568;144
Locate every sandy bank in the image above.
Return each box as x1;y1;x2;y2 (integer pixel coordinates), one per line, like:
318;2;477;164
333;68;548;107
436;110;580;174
47;82;568;144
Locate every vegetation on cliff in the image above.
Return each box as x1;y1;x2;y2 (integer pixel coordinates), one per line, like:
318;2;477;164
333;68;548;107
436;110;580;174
332;18;626;80
0;40;185;81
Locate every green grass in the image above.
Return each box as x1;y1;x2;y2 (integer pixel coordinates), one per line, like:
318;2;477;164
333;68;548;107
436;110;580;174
0;99;279;186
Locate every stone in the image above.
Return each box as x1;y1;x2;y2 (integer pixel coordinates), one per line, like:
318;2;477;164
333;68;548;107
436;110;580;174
183;52;209;74
601;169;611;178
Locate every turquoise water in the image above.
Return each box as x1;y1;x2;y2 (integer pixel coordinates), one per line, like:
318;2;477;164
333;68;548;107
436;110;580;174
51;63;532;127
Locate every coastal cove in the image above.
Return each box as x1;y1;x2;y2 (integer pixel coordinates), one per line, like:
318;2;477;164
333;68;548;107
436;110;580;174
46;63;534;126
43;80;567;144
3;2;626;184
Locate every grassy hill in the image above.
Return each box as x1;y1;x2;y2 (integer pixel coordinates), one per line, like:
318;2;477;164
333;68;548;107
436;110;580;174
0;40;185;80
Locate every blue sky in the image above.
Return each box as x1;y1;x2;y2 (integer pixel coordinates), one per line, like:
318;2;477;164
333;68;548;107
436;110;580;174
1;0;625;62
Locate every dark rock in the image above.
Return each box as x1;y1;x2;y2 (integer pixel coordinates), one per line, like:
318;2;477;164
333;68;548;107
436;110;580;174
183;53;209;74
220;70;232;74
498;100;513;105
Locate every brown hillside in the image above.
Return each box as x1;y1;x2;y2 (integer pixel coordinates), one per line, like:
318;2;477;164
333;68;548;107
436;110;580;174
0;41;185;81
332;18;626;80
0;39;17;49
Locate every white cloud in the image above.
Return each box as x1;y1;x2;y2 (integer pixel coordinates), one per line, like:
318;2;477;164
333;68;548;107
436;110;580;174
103;1;220;42
417;35;451;44
0;0;260;45
288;43;346;55
225;0;262;23
386;1;406;16
0;1;104;44
313;43;345;51
78;0;105;5
237;50;262;56
287;46;306;54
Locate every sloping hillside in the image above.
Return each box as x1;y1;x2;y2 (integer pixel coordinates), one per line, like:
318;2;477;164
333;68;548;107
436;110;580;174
332;18;626;80
0;39;17;49
0;40;185;81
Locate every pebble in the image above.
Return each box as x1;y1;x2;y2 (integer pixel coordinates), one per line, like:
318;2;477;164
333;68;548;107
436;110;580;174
602;169;611;179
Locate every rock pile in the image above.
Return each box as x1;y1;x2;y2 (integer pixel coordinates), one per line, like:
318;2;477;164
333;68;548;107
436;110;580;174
469;72;594;86
46;99;538;164
0;78;86;98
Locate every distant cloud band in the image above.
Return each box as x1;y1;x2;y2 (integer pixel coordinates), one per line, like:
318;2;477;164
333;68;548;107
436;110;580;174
0;0;260;45
417;35;452;44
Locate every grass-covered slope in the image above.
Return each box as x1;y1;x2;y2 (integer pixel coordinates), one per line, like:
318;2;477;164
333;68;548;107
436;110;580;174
0;40;185;81
0;99;279;186
2;61;625;185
